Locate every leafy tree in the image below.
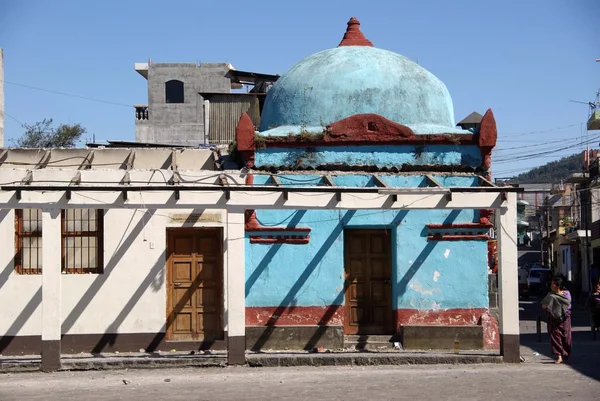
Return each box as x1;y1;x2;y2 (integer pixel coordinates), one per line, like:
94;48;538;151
12;118;87;148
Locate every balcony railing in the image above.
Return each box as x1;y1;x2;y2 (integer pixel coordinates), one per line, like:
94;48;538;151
135;105;149;121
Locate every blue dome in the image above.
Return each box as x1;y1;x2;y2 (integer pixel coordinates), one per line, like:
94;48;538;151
259;46;457;134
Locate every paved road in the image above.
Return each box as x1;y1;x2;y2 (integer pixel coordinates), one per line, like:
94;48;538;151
0;363;598;401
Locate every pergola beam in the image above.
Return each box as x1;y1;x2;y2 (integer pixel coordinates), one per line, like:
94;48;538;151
321;175;336;187
478;175;497;187
0;189;509;210
425;174;443;188
79;150;95;170
270;175;281;186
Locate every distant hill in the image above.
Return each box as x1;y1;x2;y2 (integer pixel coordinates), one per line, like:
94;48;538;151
503;153;584;184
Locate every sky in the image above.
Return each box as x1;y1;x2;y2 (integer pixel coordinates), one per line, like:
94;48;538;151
1;0;599;178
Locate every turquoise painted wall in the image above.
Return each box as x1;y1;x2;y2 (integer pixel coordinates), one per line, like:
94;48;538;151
245;175;489;311
254;145;482;169
259;46;457;133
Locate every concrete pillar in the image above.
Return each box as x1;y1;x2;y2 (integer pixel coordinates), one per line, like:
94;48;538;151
0;48;4;148
41;208;62;372
495;192;520;363
226;208;245;365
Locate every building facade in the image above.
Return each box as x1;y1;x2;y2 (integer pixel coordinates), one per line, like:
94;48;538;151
0;18;523;369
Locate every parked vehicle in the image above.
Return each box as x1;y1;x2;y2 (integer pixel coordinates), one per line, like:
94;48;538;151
527;267;552;296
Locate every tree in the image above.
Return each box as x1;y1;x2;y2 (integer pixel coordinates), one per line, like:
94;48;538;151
12;118;87;148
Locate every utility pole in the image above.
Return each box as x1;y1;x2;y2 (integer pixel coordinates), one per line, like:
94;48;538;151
583;152;591;295
539;213;545;265
544;196;551;268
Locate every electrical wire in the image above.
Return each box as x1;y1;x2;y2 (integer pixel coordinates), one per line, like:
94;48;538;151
0;108;24;126
1;80;132;108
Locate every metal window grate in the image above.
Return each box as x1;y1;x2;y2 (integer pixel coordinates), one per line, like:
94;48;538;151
14;209;43;274
15;209;105;274
62;209;104;274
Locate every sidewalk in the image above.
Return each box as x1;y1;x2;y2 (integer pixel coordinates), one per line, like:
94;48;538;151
0;348;503;373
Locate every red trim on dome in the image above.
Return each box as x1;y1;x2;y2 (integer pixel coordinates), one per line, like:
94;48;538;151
338;17;374;47
259;114;477;147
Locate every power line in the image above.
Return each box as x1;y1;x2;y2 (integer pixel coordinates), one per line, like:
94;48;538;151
499;124;580;138
1;80;132;108
495;135;591;152
493;135;600;163
0;108;24;125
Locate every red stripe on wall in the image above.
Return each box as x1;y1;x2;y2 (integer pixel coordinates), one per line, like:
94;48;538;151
396;308;499;350
244;306;498;350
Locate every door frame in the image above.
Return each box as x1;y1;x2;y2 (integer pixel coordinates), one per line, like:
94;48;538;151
343;228;395;335
165;227;224;341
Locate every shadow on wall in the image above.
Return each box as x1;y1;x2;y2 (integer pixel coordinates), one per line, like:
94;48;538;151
249;210;356;351
61;209;160;334
90;250;165;354
245;210;307;296
0;208;13;291
397;210;460;299
0;208;43;353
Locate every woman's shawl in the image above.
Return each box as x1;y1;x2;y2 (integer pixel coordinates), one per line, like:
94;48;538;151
541;292;571;321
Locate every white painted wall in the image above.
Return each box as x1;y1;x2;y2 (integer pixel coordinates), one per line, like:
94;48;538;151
0;206;227;337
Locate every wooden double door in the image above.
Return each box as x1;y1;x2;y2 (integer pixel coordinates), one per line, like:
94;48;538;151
344;229;394;335
166;228;223;341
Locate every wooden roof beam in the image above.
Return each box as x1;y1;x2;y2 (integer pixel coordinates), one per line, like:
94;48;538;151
478;175;497;187
425;174;443;188
322;175;336;186
270;175;281;186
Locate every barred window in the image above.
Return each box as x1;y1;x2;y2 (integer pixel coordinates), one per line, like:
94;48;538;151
14;209;43;274
62;209;104;274
14;209;104;274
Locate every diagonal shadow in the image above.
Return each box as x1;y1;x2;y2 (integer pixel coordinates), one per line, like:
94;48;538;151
398;210;461;298
0;208;14;290
61;209;157;333
443;210;462;224
250;210;356;351
145;257;218;352
91;251;165;353
0;287;41;353
391;210;409;226
303;289;345;350
245;210;307;297
396;242;438;298
0;209;40;353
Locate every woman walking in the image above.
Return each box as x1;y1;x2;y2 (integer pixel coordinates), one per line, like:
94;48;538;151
541;275;572;364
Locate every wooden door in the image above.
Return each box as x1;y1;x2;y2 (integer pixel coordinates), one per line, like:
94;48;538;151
344;229;393;335
166;228;223;341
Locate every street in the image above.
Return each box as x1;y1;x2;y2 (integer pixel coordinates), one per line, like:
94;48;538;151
0;363;598;401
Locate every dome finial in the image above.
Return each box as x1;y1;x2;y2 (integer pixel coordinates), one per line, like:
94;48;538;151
338;17;374;47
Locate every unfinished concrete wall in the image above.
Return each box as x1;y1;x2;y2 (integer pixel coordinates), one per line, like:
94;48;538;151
136;63;231;145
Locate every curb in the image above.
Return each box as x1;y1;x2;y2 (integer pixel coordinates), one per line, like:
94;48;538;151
1;354;503;373
0;358;227;373
246;354;503;367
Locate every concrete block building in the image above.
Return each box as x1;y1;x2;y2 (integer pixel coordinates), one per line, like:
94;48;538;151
134;61;278;146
